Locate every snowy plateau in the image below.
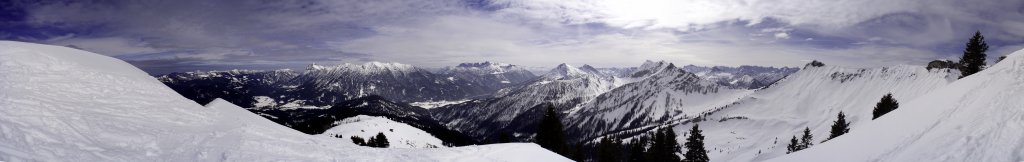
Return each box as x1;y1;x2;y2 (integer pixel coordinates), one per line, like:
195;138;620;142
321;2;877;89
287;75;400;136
0;41;570;162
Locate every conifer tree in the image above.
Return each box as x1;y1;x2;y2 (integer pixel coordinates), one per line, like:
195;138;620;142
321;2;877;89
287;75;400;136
648;129;667;162
959;30;989;78
367;136;378;147
799;127;813;150
872;93;900;120
597;137;622;162
535;104;568;156
374;132;390;148
828;111;851;140
786;136;799;154
683;125;709;162
351;136;366;146
628;138;649;162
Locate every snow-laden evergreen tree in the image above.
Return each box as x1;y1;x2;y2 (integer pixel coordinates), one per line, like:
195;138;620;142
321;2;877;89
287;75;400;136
828;111;851;140
786;136;799;154
535;104;568;156
799;127;813;150
683;124;709;162
872;93;900;120
959;31;989;78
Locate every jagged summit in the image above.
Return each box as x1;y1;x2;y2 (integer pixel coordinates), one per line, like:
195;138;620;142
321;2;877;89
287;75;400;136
543;63;605;79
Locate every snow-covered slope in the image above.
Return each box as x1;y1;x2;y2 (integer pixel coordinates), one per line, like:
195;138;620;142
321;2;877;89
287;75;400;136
768;49;1024;162
157;69;298;107
283;62;491;105
681;65;799;89
0;41;570;162
322;115;445;148
675;62;958;162
433;63;616;141
436;61;536;91
566;63;753;140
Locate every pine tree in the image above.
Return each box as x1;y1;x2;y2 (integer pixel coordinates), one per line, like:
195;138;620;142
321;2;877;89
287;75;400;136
367;136;378;147
872;93;900;120
786;136;798;154
683;125;709;162
799;127;813;150
351;136;366;146
959;30;989;78
374;132;390;148
597;137;622;162
535;104;568;156
628;138;649;162
648;129;666;162
828;111;851;140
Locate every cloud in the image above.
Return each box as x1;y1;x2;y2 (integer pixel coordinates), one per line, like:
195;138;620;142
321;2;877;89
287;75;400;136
3;0;1023;74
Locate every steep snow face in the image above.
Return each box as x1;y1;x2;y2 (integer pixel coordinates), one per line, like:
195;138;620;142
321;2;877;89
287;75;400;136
433;63;617;141
321;115;445;148
566;64;754;140
769;50;1024;162
436;61;536;93
675;64;958;162
0;41;570;162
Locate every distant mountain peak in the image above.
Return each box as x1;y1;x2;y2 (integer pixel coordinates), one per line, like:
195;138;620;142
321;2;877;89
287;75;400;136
456;61;513;68
305;61;418;73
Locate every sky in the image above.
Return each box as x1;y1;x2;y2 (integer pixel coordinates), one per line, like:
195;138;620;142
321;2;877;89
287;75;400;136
2;0;1023;74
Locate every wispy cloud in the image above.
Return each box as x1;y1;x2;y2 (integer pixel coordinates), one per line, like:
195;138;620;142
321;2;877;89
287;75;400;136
1;0;1022;74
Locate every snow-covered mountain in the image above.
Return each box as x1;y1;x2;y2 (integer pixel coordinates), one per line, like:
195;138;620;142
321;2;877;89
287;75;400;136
681;65;800;89
565;63;754;141
254;95;478;146
436;61;536;91
0;41;570;161
432;63;617;141
670;62;959;161
158;69;298;106
769;49;1024;162
280;62;491;105
159;62;536;109
321;115;446;148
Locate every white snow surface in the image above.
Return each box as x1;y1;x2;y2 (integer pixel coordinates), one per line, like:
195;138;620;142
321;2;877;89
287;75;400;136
322;115;445;148
0;41;571;162
768;49;1024;162
679;62;959;161
410;100;471;109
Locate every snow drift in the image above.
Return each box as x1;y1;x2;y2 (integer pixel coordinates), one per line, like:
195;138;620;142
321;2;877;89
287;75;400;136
0;41;570;162
768;49;1024;161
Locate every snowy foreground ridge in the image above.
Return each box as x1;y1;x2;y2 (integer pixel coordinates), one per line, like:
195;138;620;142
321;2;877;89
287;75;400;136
0;41;571;162
770;49;1024;161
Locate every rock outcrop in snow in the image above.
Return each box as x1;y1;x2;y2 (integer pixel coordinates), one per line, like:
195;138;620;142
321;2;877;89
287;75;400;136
0;41;571;162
